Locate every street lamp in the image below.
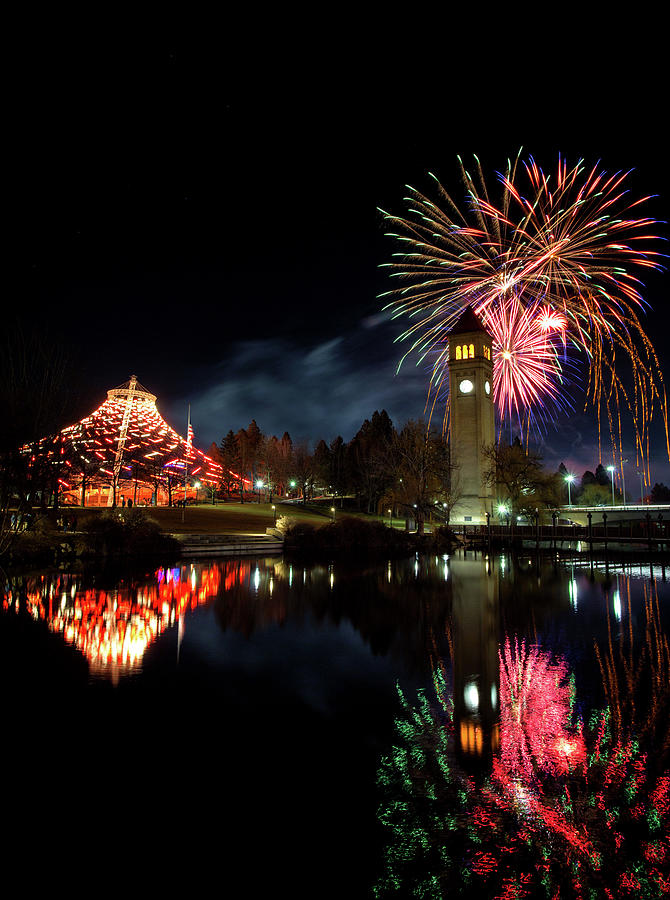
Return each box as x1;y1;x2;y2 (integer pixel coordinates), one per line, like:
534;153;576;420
606;466;616;506
388;508;392;527
256;480;264;503
621;458;628;507
330;506;336;521
272;504;277;525
637;469;645;505
565;473;575;506
497;503;509;527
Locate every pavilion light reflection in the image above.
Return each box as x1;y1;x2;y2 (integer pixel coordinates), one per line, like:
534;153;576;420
3;562;230;678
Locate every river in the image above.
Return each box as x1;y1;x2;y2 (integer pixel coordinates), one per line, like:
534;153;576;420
2;551;668;897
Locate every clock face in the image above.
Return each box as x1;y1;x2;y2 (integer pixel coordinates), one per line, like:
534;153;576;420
485;380;491;395
459;379;474;394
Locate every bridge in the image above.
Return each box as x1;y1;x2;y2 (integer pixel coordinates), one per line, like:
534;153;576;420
557;504;670;527
457;505;670;552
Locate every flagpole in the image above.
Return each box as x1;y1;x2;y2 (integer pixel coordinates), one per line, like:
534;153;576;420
182;404;190;524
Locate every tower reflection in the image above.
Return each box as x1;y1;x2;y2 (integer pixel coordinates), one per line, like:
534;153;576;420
450;554;500;765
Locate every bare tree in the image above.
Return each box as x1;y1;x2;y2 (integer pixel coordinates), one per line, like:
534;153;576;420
387;420;454;533
0;321;73;554
291;441;315;505
482;439;560;520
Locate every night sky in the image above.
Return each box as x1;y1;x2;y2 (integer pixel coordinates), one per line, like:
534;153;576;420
9;30;670;486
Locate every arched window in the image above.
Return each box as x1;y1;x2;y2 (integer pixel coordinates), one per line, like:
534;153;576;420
461;344;468;359
469;343;475;359
456;345;462;360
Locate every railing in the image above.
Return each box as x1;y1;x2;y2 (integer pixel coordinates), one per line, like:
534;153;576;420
452;512;668;552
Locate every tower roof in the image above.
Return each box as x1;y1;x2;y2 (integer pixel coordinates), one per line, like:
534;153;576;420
448;306;490;337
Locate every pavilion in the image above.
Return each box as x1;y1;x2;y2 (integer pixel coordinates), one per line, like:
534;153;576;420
32;376;222;506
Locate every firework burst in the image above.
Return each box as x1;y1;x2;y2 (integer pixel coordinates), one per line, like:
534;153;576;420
487;295;573;430
379;152;668;469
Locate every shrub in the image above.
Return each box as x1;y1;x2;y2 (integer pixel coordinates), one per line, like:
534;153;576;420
283;520;318;553
275;515;297;536
83;509;179;556
430;525;460;552
285;515;416;558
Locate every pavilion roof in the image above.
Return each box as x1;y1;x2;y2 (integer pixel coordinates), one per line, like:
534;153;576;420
36;377;222;485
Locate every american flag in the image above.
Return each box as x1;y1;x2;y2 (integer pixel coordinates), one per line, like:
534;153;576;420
186;408;194;458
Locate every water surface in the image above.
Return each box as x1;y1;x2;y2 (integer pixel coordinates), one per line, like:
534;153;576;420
2;552;668;897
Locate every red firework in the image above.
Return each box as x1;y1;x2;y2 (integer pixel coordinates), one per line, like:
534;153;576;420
480;296;572;428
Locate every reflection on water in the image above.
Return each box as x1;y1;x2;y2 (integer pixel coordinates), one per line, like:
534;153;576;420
375;555;670;898
2;556;457;681
2;551;669;896
3;563;227;680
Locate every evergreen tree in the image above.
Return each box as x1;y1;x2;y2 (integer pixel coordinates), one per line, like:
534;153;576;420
650;482;670;503
219;430;242;497
312;439;332;494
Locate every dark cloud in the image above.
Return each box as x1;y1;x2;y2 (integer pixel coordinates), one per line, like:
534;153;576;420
159;316;670;491
165;322;428;447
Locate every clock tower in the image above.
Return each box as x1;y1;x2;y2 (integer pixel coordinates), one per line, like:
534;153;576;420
448;307;495;525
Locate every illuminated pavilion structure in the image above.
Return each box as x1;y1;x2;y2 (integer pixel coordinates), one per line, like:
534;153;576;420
38;375;222;506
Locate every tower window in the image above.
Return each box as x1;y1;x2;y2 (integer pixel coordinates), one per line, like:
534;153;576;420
469;343;475;359
456;345;462;360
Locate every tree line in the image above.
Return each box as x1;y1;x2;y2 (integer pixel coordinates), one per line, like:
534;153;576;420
209;411;460;532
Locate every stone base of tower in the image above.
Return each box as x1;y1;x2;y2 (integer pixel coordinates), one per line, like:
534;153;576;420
451;494;493;526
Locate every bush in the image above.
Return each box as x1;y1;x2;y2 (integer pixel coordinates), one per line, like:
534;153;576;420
283;520;319;554
284;515;416;558
430;525;460;552
83;509;179;556
275;515;297;536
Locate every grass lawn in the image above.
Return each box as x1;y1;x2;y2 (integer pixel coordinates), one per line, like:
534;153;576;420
62;501;342;535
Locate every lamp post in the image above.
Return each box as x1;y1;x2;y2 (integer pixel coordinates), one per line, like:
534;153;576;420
637;469;645;505
621;458;628;507
606;466;616;506
565;473;575;507
331;506;336;521
272;504;277;525
256;480;264;503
